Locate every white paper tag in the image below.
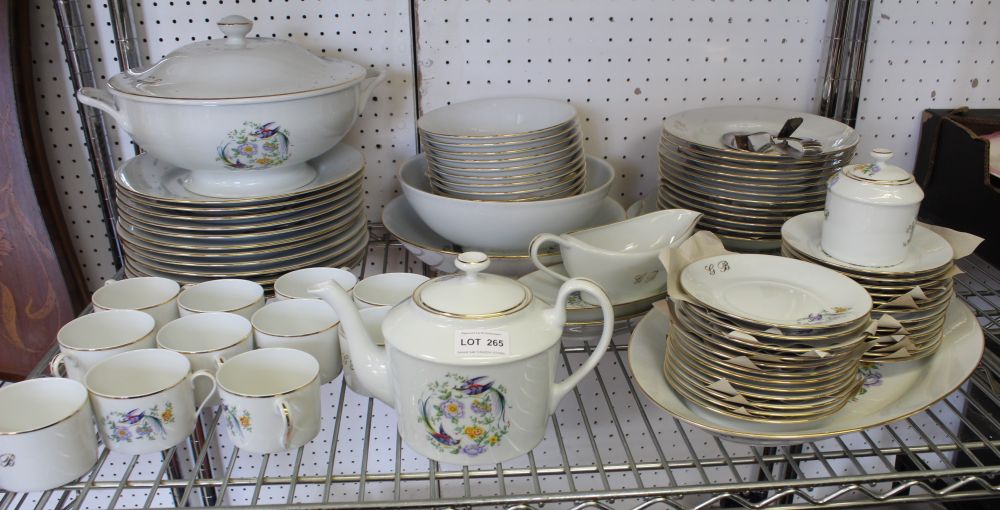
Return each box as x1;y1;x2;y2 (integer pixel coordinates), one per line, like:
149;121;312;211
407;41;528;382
454;330;510;357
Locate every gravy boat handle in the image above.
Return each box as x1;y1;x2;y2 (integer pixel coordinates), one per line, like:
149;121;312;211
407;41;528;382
529;233;571;282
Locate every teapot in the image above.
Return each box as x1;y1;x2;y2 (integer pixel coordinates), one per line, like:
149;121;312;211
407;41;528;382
309;252;614;465
822;148;925;267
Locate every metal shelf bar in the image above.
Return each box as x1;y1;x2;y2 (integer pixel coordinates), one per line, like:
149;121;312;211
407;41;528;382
6;229;1000;509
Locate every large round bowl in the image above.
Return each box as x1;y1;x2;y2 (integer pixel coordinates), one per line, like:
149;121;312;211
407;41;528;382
399;154;614;252
77;15;386;198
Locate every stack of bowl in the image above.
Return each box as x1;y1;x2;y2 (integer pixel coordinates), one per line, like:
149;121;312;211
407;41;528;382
116;145;369;293
781;212;955;362
657;106;858;251
386;97;618;276
666;254;873;423
418;98;586;202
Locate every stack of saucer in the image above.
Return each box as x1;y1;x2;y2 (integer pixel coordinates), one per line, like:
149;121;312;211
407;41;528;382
115;145;369;293
657;106;858;251
666;254;873;423
781;212;956;362
418;98;586;202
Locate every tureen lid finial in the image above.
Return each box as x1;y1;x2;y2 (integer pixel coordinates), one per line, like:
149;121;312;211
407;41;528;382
218;15;253;46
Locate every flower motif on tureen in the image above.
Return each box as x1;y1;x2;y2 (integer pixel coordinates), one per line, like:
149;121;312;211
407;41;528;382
418;373;511;458
216;121;291;170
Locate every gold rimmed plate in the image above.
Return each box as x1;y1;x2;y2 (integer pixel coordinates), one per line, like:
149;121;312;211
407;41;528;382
115;144;365;206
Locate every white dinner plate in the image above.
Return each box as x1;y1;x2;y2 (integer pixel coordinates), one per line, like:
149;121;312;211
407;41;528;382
662;106;859;159
116;144;364;205
628;299;984;444
680;254;872;328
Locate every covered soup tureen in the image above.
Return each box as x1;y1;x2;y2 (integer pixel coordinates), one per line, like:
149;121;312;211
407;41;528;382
78;15;386;198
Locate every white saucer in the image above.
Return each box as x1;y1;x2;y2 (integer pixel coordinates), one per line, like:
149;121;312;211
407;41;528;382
383;195;625;277
626;195;656;218
519;264;666;325
116;144;364;205
628;299;983;445
782;212;954;275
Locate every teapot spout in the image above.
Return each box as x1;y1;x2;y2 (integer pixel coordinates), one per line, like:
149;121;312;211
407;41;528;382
309;280;394;404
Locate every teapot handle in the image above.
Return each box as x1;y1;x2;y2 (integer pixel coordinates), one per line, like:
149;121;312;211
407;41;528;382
547;278;614;415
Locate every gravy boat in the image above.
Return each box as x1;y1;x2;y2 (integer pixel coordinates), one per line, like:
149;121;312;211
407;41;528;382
529;208;702;303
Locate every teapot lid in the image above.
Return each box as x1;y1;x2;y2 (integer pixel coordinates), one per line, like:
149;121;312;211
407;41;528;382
412;252;532;319
844;149;915;185
108;15;366;101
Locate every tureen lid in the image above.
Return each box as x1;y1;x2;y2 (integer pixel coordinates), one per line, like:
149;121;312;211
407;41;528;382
412;252;532;319
830;148;924;205
108;15;367;100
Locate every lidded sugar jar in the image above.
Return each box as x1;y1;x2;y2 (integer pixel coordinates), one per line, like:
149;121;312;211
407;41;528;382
821;148;924;267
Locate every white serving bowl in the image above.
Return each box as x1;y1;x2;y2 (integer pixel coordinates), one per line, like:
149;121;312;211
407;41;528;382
418;97;577;139
383;195;625;276
399;154;614;252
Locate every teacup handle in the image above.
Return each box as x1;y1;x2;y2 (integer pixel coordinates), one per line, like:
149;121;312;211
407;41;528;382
529;233;571;282
49;352;76;378
547;278;614;415
190;370;218;415
275;397;293;451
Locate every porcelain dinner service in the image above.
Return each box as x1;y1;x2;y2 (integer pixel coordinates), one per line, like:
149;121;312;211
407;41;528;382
21;67;984;489
657;106;859;251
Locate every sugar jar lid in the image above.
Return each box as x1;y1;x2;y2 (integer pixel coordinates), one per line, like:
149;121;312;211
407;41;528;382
108;15;366;101
412;252;532;319
844;149;915;185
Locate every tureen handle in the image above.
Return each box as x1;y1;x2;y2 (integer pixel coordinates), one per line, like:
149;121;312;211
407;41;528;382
546;278;614;415
77;88;129;131
355;68;388;117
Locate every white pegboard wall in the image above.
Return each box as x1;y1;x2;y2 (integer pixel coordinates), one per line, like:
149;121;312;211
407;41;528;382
855;0;1000;170
413;0;834;202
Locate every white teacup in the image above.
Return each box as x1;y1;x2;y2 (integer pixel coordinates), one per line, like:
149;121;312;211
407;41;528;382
352;272;429;308
274;267;358;301
337;306;389;400
157;312;253;407
177;279;265;319
0;378;98;492
92;277;181;331
251;298;341;384
52;309;157;382
529;209;701;303
86;349;216;456
216;348;322;454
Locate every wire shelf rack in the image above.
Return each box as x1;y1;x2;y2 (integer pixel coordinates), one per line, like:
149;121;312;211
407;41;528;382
3;225;1000;510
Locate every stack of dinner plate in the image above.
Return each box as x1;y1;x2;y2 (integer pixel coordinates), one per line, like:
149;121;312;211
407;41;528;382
657;106;859;251
665;254;874;423
418;98;586;202
114;145;369;293
781;212;955;362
